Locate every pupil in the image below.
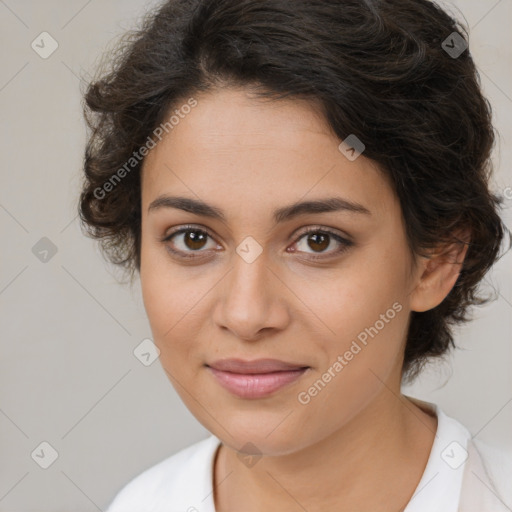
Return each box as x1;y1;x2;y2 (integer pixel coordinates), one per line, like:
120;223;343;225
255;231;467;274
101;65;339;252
309;233;329;252
185;231;207;250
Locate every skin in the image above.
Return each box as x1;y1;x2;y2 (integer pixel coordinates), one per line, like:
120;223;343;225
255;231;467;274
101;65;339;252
139;87;468;511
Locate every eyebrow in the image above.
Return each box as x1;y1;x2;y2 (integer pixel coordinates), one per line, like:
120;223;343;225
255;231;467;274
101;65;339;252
147;195;371;223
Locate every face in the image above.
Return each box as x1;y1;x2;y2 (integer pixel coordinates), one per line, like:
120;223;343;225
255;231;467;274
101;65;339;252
140;87;420;455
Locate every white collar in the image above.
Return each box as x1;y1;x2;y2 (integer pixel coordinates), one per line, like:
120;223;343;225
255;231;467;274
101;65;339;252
404;398;471;512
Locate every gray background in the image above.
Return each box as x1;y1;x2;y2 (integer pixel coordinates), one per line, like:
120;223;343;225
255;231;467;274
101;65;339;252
0;1;511;510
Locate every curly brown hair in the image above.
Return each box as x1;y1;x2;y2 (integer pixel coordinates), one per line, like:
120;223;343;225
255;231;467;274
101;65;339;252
79;0;508;380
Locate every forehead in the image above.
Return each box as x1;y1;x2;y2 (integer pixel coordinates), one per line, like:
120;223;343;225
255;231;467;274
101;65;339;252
141;88;397;219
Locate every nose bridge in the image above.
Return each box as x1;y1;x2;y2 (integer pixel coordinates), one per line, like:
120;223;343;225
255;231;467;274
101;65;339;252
230;250;268;298
214;248;288;339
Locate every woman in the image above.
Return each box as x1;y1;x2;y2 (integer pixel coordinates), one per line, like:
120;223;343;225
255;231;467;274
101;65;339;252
79;0;511;510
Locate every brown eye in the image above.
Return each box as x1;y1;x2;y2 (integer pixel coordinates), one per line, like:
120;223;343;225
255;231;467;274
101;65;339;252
162;226;219;259
305;232;330;252
182;230;208;250
291;228;353;259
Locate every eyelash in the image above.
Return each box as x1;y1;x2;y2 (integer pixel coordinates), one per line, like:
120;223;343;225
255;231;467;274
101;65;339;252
160;224;353;261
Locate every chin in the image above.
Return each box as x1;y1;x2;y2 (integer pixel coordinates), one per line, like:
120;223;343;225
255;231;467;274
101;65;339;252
200;406;315;456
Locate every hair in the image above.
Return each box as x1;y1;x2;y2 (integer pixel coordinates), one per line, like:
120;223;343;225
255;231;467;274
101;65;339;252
79;0;509;380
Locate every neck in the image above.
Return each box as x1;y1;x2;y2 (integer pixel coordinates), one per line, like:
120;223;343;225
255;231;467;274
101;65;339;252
213;393;437;512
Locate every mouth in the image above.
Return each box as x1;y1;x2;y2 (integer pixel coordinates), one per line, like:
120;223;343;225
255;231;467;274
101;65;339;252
206;358;310;399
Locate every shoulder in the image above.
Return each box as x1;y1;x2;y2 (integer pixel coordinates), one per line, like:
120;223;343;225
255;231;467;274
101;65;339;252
105;434;221;512
430;404;512;510
459;437;512;511
472;437;512;476
403;398;512;512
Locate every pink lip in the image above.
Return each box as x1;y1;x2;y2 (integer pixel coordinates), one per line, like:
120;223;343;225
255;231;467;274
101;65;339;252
207;358;309;399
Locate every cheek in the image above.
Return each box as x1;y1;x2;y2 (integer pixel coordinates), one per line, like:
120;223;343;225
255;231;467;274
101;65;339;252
297;239;411;403
308;245;409;341
140;241;168;330
294;272;408;442
140;239;190;351
141;271;196;342
140;225;187;326
139;238;219;378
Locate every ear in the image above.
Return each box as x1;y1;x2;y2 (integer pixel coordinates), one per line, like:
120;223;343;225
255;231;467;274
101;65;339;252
409;229;471;313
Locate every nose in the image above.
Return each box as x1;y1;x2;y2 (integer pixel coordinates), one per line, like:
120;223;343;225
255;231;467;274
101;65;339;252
213;251;291;341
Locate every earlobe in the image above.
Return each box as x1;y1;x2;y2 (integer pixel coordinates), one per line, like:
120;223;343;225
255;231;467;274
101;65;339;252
409;231;470;313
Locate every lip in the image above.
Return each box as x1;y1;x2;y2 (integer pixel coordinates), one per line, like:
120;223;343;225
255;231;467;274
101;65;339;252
206;358;309;399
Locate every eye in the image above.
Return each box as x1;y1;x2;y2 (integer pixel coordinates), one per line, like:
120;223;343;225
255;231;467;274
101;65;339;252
161;225;220;259
289;227;353;259
161;224;353;262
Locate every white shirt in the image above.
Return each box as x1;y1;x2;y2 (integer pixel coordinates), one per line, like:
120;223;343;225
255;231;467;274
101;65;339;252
106;401;512;512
